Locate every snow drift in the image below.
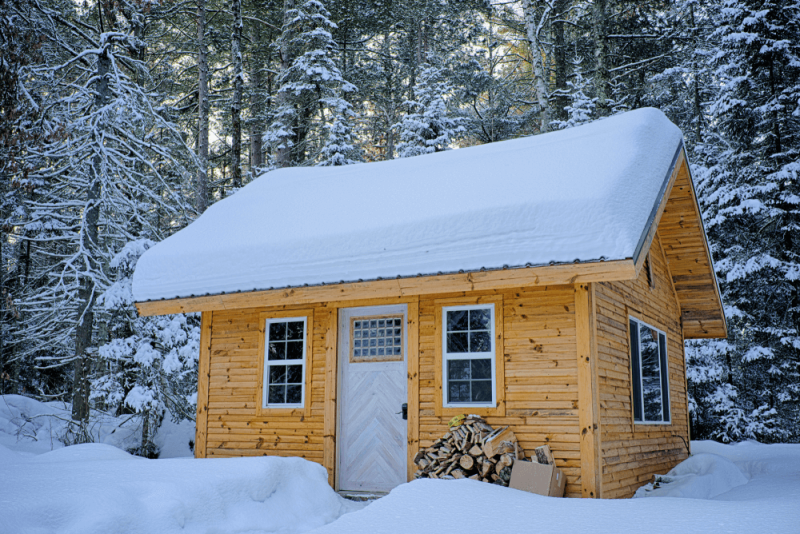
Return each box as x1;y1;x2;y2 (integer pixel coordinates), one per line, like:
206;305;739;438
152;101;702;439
0;443;361;534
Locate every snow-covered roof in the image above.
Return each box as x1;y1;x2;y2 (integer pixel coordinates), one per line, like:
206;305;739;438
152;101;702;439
132;108;683;303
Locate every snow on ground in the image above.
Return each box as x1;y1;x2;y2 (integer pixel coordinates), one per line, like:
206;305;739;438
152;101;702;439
0;395;361;533
0;394;192;458
3;395;797;534
0;443;362;534
311;441;800;534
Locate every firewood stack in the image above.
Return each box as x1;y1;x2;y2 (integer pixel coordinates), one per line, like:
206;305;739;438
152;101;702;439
413;415;525;486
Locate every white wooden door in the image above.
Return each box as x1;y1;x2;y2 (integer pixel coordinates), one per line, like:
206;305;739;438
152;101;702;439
338;305;408;493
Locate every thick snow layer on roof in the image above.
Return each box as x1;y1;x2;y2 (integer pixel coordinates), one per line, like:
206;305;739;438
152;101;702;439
132;107;683;302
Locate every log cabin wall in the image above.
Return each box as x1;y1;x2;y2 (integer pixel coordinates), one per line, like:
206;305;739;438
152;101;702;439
196;286;584;497
201;304;329;463
417;286;583;498
595;233;691;498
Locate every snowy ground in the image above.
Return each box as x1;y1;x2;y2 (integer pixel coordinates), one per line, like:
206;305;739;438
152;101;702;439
0;395;362;534
312;440;800;534
2;394;798;534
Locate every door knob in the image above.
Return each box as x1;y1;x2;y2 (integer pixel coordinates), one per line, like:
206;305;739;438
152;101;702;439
396;403;408;420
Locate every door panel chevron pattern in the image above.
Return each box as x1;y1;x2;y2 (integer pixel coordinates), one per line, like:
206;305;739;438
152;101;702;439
339;307;407;493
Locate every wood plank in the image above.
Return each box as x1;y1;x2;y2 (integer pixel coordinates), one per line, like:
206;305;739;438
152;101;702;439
407;299;420;482
136;260;637;316
194;311;213;458
323;308;337;487
575;283;600;498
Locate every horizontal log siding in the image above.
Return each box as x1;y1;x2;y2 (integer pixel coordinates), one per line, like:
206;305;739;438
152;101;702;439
205;305;327;462
202;287;582;495
596;233;691;498
419;287;582;498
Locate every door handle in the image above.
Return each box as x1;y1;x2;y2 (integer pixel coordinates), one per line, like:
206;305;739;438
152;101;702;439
396;403;408;420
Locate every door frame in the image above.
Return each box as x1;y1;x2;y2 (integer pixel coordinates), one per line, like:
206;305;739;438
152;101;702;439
335;304;409;492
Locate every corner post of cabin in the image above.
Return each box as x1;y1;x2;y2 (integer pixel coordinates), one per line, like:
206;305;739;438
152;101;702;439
406;299;420;482
575;283;601;498
195;311;213;458
323;307;338;487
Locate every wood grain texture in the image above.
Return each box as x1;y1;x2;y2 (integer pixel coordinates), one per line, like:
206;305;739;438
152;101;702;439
337;306;408;493
575;284;601;498
136;260;636;316
194;311;213;458
323;308;338;486
406;299;420;482
420;287;582;497
596;233;691;498
657;153;726;339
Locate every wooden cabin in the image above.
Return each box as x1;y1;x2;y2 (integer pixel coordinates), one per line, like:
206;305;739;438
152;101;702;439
133;108;726;499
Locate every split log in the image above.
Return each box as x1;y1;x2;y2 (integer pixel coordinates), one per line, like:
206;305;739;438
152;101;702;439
459;455;474;471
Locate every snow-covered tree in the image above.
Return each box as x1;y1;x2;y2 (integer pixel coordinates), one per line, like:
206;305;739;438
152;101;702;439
395;63;466;157
551;62;596;130
688;0;800;442
93;240;199;457
266;0;357;167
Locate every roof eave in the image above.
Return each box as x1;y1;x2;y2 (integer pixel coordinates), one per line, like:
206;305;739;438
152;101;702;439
134;258;637;317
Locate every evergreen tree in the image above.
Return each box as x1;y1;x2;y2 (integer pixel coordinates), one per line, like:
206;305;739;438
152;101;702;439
395;63;466;157
689;0;800;442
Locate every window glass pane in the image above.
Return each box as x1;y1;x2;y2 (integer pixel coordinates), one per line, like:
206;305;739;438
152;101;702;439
286;321;304;340
268;342;285;361
471;359;491;380
446;310;468;332
269;365;286;385
659;333;670;422
448;360;470;380
639;324;663;421
286;365;302;384
630;320;642;422
395;319;402;327
286;341;303;360
448;381;470;403
471;381;492;402
469;309;491;330
394;347;401;355
286;385;302;404
447;332;468;353
269;322;286;340
268;385;285;404
470;331;491;352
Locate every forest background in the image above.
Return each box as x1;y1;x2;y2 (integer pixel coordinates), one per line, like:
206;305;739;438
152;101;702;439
1;0;798;456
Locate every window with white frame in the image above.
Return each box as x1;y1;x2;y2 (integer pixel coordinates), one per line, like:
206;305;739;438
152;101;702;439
442;305;495;407
629;317;670;423
263;317;306;408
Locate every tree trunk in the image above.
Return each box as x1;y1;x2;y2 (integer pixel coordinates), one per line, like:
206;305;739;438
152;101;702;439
522;0;551;133
230;0;243;187
248;24;264;170
552;0;569;121
196;0;209;214
275;0;296;168
591;0;610;116
72;45;110;424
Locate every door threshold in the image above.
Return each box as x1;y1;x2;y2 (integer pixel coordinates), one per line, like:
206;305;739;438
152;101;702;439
337;490;387;502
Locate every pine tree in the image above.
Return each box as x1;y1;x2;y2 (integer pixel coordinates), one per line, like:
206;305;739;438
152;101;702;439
265;0;357;167
395;63;466;157
689;0;800;442
551;61;596;130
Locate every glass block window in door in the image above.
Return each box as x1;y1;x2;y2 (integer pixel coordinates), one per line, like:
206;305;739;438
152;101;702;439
351;315;404;362
263;317;306;407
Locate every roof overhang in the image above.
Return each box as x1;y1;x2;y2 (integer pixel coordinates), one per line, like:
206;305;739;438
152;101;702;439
135;258;637;316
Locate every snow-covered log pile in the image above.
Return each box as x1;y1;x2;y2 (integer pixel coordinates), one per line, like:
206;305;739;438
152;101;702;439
413;415;528;486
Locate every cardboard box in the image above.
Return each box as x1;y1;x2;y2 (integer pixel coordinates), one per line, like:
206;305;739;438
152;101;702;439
508;460;566;497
